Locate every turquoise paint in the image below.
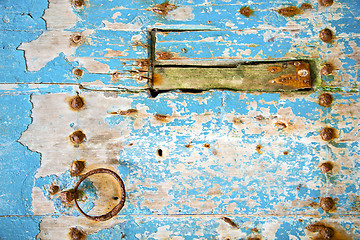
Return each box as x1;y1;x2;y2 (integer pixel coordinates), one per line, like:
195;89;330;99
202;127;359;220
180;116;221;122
1;0;360;239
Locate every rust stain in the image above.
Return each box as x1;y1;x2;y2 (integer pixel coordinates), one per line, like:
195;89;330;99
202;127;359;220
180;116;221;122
320;127;337;141
221;217;239;229
111;72;122;83
136;59;150;71
152;73;164;87
277;6;301;17
239;6;253;17
320;197;336;212
319;0;334;7
151;2;177;15
157;51;174;60
69;130;86;145
203;144;211;148
256;145;263;154
185;142;193;148
48;185;59;195
283;151;289;155
319;93;333;107
321;63;334;75
300;3;313;9
320;28;334;43
233;117;243;124
296;184;302;191
275;121;287;129
70;160;86;176
110;109;138;116
254;115;265;121
154;114;171;123
69;94;85;111
247;238;261;240
270;62;311;88
319;162;333;173
268;66;282;73
69;227;86;240
105;50;128;57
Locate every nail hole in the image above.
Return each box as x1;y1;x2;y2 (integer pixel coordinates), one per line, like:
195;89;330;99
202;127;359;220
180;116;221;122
113;197;119;200
157;149;163;157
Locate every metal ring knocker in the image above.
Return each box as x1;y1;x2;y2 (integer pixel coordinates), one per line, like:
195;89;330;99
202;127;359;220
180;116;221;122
73;168;126;221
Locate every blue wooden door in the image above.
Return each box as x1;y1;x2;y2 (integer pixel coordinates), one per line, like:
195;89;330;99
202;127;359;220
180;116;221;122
1;0;359;239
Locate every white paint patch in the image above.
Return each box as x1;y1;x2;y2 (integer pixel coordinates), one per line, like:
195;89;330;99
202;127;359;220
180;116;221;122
149;225;184;240
31;187;56;215
167;6;195;21
18;31;77;71
67;56;111;73
217;219;247;239
37;216;125;240
262;220;281;239
102;20;143;31
225;20;236;29
18;0;79;71
20;91;133;178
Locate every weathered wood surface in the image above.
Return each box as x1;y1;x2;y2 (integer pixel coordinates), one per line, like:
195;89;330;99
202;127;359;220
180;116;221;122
1;0;360;239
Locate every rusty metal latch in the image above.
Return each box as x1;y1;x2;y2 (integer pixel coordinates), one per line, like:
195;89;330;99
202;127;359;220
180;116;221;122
152;60;312;91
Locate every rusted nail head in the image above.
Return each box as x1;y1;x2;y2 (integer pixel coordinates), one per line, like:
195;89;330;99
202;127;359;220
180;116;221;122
320;127;336;141
71;34;83;45
48;185;59;195
321;63;333;75
320;197;335;211
319;226;335;239
73;68;84;77
239;6;253;17
320;28;333;43
69;227;86;240
319;162;333;173
71;160;86;176
318;93;333;107
69;130;86;144
70;95;85;110
60;190;76;203
320;0;334;7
